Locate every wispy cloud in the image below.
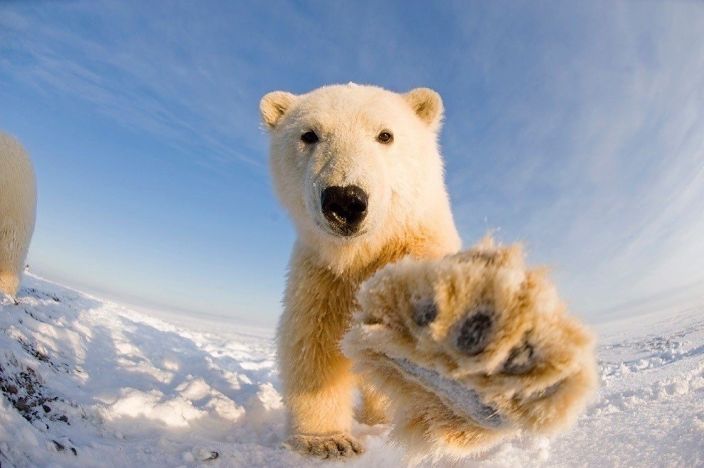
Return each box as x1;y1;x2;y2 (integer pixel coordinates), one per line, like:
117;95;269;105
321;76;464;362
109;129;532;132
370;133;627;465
443;1;704;317
1;0;702;323
1;3;270;169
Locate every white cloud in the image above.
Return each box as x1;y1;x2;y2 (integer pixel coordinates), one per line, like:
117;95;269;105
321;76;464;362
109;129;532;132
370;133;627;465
444;1;704;319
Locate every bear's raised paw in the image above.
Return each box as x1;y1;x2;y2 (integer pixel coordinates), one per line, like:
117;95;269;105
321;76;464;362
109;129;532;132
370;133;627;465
343;240;598;456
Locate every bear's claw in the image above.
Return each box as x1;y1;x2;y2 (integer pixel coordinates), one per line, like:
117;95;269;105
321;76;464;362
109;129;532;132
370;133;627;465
287;433;363;459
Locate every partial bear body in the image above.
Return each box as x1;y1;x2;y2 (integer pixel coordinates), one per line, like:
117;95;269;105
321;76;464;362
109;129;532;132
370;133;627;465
0;132;37;299
261;84;462;456
261;84;596;459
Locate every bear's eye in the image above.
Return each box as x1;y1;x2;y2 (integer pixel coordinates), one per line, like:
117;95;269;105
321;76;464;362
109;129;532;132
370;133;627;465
377;130;394;144
300;131;319;144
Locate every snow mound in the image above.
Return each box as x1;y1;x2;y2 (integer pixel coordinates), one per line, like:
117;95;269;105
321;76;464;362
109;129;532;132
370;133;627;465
1;275;703;467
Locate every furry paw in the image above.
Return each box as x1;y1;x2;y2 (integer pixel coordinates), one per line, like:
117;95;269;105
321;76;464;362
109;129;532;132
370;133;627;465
343;239;597;455
286;433;364;458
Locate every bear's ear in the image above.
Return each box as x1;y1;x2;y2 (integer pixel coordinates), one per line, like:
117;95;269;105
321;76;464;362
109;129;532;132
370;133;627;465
260;91;297;129
403;88;444;130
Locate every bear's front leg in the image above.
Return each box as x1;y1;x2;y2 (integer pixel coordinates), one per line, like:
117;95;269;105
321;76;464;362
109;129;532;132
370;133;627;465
279;344;363;457
277;249;364;458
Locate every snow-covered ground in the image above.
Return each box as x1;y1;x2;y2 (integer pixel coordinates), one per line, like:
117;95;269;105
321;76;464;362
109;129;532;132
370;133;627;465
1;274;702;467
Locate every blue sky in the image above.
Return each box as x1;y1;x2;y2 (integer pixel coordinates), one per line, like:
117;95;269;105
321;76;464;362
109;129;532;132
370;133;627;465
1;1;703;327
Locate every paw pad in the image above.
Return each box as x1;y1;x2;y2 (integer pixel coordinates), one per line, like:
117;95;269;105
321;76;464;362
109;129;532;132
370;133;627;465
456;309;493;356
502;342;535;375
412;299;438;327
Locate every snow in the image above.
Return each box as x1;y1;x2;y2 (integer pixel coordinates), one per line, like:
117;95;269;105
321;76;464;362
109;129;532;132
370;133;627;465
1;274;703;467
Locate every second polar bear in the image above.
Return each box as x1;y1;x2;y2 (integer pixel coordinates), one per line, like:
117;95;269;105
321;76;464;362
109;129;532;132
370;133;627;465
0;132;36;300
260;84;595;458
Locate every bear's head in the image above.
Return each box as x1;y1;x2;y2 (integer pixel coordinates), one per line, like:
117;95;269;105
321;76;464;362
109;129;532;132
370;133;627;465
261;84;457;274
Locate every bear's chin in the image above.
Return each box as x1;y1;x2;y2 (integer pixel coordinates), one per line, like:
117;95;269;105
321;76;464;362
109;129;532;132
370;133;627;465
302;229;392;276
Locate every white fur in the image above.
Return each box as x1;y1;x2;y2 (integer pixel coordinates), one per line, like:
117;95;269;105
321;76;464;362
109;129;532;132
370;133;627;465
262;84;460;274
261;84;461;457
0;132;36;298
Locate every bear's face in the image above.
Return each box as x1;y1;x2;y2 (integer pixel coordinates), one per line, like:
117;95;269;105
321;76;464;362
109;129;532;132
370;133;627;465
261;84;447;272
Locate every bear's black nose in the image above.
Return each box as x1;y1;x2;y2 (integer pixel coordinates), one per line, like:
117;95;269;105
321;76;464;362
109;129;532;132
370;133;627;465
321;185;368;236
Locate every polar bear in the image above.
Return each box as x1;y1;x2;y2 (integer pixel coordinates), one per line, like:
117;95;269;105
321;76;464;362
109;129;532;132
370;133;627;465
260;84;596;459
0;132;37;301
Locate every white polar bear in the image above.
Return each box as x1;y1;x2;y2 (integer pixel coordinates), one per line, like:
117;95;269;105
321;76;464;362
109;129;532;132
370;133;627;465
260;84;596;459
0;132;37;300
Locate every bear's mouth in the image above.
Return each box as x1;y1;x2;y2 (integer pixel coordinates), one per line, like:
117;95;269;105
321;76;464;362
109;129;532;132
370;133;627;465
314;218;368;239
385;355;510;430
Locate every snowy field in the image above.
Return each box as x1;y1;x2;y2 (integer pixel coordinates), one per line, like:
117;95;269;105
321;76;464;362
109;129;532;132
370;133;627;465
1;274;702;467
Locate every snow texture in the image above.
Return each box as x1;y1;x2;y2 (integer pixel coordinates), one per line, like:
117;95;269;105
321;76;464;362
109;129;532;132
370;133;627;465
1;274;703;467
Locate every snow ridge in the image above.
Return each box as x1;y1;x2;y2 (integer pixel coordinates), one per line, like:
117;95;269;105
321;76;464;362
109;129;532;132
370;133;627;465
1;275;703;467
